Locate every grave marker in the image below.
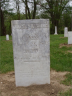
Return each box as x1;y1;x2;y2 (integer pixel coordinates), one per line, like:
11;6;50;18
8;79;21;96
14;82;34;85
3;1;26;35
64;27;68;37
6;34;9;40
54;26;58;35
11;19;50;87
68;31;72;44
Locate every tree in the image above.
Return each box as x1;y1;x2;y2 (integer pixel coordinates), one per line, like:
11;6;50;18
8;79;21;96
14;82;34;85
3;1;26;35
15;0;20;20
0;0;9;36
22;0;39;19
40;0;69;34
62;6;72;31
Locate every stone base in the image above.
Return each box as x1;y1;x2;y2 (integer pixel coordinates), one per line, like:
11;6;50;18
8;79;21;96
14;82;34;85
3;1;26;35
68;31;72;44
64;35;68;37
54;33;58;35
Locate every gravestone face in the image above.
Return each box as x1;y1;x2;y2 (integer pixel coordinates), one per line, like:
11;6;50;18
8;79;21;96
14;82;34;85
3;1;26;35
64;27;68;37
6;34;9;40
68;31;72;44
11;19;50;87
54;26;58;35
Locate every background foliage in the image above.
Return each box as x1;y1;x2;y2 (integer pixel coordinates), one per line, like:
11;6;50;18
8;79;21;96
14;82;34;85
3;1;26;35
0;0;72;35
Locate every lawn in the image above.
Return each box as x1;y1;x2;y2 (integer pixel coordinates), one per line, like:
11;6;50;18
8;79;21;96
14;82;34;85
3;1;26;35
0;34;72;73
0;36;14;73
0;34;72;96
50;34;72;72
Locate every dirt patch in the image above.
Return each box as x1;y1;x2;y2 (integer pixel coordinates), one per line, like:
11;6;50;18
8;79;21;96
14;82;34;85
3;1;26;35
59;43;72;48
2;40;12;41
67;50;72;53
60;37;66;38
0;70;71;96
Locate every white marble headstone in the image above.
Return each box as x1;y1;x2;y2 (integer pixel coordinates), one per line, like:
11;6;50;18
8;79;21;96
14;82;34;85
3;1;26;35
54;26;58;35
6;34;9;40
68;31;72;44
11;19;50;87
64;27;68;37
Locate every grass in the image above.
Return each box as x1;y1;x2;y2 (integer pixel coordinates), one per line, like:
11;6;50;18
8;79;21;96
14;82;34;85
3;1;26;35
59;89;72;96
0;34;72;73
61;73;72;86
0;36;14;73
0;34;72;95
50;34;72;72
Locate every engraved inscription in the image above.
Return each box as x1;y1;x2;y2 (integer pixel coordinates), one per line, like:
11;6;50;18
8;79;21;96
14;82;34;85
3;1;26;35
13;24;48;29
22;40;39;61
15;32;40;61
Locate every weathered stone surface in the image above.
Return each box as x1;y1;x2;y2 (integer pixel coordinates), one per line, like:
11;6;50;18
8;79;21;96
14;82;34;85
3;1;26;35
64;27;68;37
6;34;9;40
68;31;72;44
54;26;58;35
11;19;50;87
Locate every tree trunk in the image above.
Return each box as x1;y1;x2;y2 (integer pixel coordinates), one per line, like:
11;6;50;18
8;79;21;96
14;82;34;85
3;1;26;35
16;0;20;20
32;0;37;19
17;5;20;20
1;9;6;36
25;6;28;19
0;3;1;36
25;0;31;19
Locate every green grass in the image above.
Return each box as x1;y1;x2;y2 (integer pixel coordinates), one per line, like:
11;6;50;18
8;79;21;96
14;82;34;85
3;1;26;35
61;73;72;86
59;89;72;96
0;36;14;73
0;34;72;95
50;34;72;72
0;34;72;73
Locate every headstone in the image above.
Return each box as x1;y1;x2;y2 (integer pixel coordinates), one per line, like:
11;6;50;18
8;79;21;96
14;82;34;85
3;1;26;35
54;26;58;35
6;34;9;40
68;31;72;44
11;19;50;86
11;19;50;87
64;27;68;37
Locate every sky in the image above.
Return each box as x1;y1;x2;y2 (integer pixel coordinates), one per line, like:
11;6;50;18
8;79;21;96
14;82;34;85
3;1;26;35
8;0;72;13
67;1;72;7
8;0;25;13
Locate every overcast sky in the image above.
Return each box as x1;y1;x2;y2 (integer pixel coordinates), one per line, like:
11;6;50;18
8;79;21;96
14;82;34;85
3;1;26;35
8;0;25;13
8;0;72;13
67;1;72;6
